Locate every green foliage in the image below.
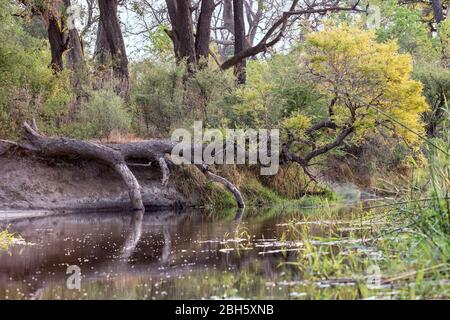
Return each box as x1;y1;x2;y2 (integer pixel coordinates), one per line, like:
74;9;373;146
228;26;429;166
304;26;429;144
369;0;449;138
240;177;282;206
282;113;311;138
413;61;450;136
374;0;438;59
0;0;444;211
132;61;187;135
73;89;131;140
132;60;235;136
226;54;327;130
0;0;72;139
147;24;174;61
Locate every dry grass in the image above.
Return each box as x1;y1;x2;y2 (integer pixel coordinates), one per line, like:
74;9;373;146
261;163;326;198
103;130;145;144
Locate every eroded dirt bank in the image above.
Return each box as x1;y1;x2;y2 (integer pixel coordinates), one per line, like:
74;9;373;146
0;154;193;210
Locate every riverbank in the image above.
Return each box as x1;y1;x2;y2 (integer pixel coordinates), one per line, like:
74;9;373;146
0;149;334;211
0;152;192;210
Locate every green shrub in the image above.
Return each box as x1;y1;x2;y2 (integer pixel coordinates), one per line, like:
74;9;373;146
73;89;131;140
0;0;72;139
413;61;450;137
131;60;236;136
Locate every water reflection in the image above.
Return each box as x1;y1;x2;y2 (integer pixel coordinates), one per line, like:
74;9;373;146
0;205;390;299
120;211;143;260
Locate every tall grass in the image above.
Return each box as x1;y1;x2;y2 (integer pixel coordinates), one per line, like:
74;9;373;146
276;113;449;298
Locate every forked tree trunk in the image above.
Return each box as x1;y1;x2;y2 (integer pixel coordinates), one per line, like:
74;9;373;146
166;0;215;70
45;0;84;73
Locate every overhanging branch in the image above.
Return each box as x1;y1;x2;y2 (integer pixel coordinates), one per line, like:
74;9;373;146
220;0;366;70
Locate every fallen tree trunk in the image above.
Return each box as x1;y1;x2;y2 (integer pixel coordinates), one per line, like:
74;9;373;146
9;122;245;212
2;118;346;211
21;122;145;211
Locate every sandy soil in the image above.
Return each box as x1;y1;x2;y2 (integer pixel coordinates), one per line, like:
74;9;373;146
0;152;192;211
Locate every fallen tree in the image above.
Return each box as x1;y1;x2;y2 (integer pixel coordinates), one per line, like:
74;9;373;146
0;114;360;212
0;121;245;212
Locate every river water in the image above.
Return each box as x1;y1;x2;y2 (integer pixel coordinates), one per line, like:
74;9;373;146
0;205;399;299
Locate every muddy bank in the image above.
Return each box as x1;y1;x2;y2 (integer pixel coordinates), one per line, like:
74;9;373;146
0;153;195;211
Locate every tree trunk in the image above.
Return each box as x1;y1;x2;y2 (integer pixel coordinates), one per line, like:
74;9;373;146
94;20;110;66
63;0;84;71
66;29;84;69
223;0;234;33
195;0;215;64
233;0;246;84
45;0;84;73
175;0;197;70
165;0;180;61
47;14;67;72
431;0;445;23
166;0;215;70
98;0;130;98
93;20;113;92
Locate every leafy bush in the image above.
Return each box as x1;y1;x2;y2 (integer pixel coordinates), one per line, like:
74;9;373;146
374;0;439;59
224;54;327;130
74;89;131;140
131;60;235;136
413;61;450;137
0;0;72;139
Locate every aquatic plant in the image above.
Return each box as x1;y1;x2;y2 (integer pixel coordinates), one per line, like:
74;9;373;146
0;227;17;251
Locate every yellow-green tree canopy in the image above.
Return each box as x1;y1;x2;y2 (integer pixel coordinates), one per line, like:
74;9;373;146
301;25;429;145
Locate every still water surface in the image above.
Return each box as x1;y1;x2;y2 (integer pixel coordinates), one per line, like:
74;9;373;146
0;205;386;299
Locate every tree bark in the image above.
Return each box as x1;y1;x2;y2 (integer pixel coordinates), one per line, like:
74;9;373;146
47;13;67;72
43;0;84;73
175;0;197;70
195;0;215;64
63;0;84;71
198;165;245;208
98;0;130;98
431;0;445;23
165;0;180;61
166;0;216;70
233;0;246;84
223;0;234;33
94;19;110;66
